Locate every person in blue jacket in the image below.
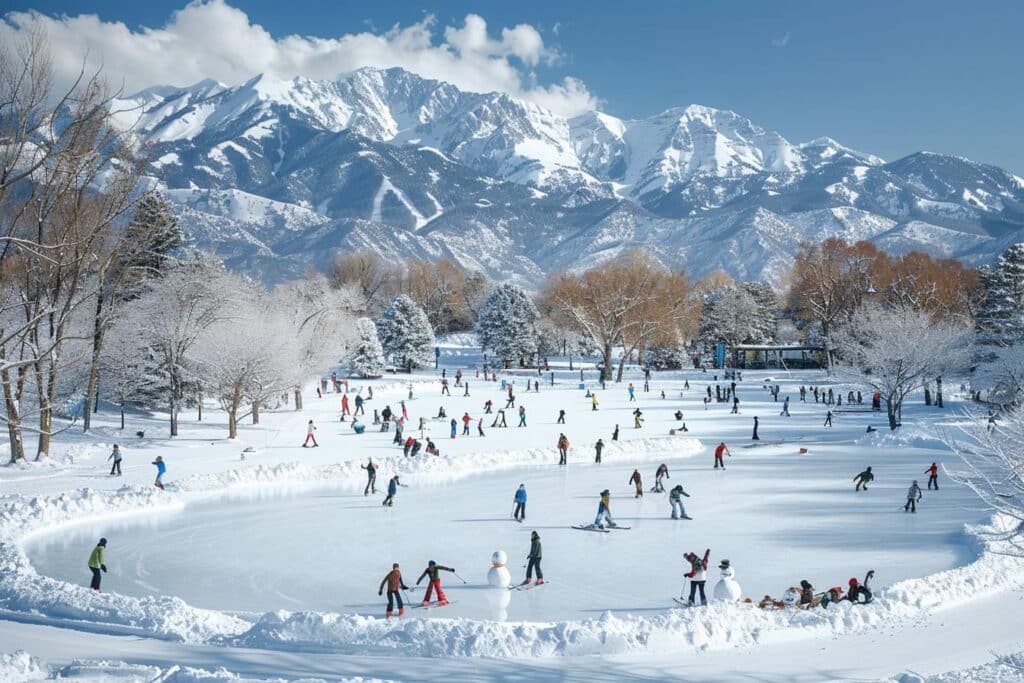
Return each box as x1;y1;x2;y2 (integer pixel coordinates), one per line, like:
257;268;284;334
152;456;166;490
450;418;458;439
383;475;402;507
513;484;527;522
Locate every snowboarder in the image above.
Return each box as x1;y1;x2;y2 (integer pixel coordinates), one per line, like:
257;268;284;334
824;410;833;427
151;456;166;490
88;538;108;591
523;531;544;586
557;433;570;465
383;475;402;506
461;412;472;435
107;445;122;476
417;561;455;606
669;484;691;519
780;396;790;417
612;424;619;441
854;467;874;491
904;480;923;513
591;393;599;411
714;442;730;469
654;463;669;492
684;549;711;606
513;484;527;521
594;489;616;528
594;438;605;463
303;420;319;447
752;416;760;440
378;563;410;618
629;469;643;498
518;406;527;427
926;462;939;490
362;458;378;495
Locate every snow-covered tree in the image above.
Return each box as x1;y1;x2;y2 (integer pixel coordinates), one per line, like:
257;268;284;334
647;342;689;369
834;305;973;429
698;287;761;362
348;318;386;378
476;284;541;367
377;294;435;370
976;243;1024;357
973;344;1024;406
741;281;779;343
98;324;153;430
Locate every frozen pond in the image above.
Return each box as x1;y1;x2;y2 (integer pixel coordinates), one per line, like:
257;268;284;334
26;447;981;622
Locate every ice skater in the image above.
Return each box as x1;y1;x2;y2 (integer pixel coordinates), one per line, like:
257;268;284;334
362;458;377;495
684;548;711;606
629;469;643;498
854;466;874;491
557;433;570;465
925;462;939;490
780;396;790;417
628;383;636;402
461;412;472;436
714;442;730;469
151;456;166;490
383;475;403;506
653;463;669;492
752;416;760;440
669;485;692;520
303;420;319;447
557;409;566;424
88;538;108;592
824;410;833;427
518;406;527;427
450;418;458;439
513;484;527;521
107;444;122;476
633;408;643;428
591;393;599;411
416;561;455;606
612;424;619;441
904;480;923;513
378;563;410;618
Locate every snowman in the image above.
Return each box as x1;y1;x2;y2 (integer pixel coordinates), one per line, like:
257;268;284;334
487;550;511;588
712;559;742;602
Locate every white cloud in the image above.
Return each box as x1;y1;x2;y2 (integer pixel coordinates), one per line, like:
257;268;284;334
771;32;792;48
0;0;598;116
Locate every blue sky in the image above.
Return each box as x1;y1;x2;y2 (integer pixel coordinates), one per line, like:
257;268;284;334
4;0;1022;173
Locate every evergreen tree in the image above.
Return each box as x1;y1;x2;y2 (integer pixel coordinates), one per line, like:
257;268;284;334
377;294;435;369
476;284;541;367
976;243;1024;353
348;318;386;378
647;342;689;369
118;192;184;295
698;286;760;362
741;281;779;343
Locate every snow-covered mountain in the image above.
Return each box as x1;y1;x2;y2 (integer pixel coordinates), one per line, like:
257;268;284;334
116;66;1024;284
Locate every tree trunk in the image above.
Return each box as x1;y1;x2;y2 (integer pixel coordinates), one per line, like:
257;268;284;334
120;404;125;430
252;399;260;424
616;353;627;383
169;377;179;437
83;288;107;432
1;362;26;463
197;393;203;422
601;342;613;381
294;388;303;411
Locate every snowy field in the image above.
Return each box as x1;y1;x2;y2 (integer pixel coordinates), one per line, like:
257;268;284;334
1;352;1023;681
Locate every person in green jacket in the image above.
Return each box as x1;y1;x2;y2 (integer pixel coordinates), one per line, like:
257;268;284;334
521;531;544;586
416;560;455;606
88;538;107;592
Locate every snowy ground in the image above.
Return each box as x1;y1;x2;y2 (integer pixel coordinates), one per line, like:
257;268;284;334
1;353;1023;681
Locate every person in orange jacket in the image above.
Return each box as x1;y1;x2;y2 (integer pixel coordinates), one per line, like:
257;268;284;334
714;442;730;469
557;433;570;465
378;563;410;618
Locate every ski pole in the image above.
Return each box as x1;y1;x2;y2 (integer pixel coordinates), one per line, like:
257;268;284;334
453;572;468;584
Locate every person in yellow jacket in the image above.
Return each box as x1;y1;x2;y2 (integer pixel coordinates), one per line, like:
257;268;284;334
593;489;616;528
591;393;599;411
88;538;108;592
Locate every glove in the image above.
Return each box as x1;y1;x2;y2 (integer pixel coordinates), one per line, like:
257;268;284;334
100;564;107;572
378;590;383;596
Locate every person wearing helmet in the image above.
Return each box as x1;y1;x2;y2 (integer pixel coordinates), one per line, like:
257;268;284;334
88;538;108;592
416;560;455;606
904;480;923;513
594;490;616;528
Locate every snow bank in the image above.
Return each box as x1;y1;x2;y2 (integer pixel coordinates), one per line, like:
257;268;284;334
0;651;46;681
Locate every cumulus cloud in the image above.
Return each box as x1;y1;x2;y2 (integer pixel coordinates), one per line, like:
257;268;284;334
0;0;598;116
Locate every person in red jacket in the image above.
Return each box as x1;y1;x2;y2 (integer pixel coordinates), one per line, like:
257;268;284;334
684;548;711;606
461;412;472;436
341;394;350;418
925;462;939;490
714;442;730;469
378;563;410;618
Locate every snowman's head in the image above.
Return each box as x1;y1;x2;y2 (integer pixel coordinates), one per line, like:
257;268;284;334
720;566;735;579
491;550;507;566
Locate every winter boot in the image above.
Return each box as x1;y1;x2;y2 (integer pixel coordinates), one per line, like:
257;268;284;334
386;610;393;619
421;600;430;607
535;578;545;586
398;607;405;616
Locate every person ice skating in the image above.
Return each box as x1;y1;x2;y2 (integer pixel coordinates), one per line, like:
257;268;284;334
523;531;544;585
379;563;410;618
393;419;405;445
341;394;351;418
633;408;643;429
854;466;874;491
591;393;599;411
926;462;939;490
492;409;508;428
354;394;365;416
88;538;108;591
417;560;455;606
752;416;760;441
362;458;378;495
518;406;527;427
594;438;605;463
513;484;527;521
441;378;450;396
730;396;740;414
780;396;790;417
824;410;833;428
462;412;472;435
151;456;166;490
108;444;122;476
505;391;516;409
303;420;319;447
557;433;570;465
669;484;692;519
594;489;616;528
800;386;807;402
684;549;711;606
455;369;463;386
629;469;643;498
463;381;470;397
401;400;408;421
450;418;458;439
383;475;401;506
557;409;566;425
654;463;669;492
904;480;923;513
628;383;636;402
477;418;485;436
484;399;493;414
714;442;730;469
612;424;619;441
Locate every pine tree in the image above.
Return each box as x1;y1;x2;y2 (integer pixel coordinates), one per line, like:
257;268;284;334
698;286;761;353
476;284;541;367
119;192;184;292
741;281;779;343
976;243;1024;353
349;318;386;378
377;295;435;369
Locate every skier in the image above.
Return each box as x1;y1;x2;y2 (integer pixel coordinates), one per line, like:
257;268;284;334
378;563;410;618
88;538;108;592
714;442;730;470
591;393;599;411
151;456;166;490
518;405;527;427
594;438;605;463
513;484;527;521
683;548;711;606
383;475;402;506
523;531;544;586
450;418;458;439
629;469;643;498
780;396;790;417
854;466;874;492
557;409;566;424
904;480;923;513
416;560;455;606
628;383;636;402
461;412;472;436
752;416;760;441
654;463;669;492
612;424;619;441
824;410;833;428
557;433;570;465
107;444;122;476
303;420;319;447
926;462;939;490
669;485;692;520
633;408;643;429
593;489;616;528
361;458;378;495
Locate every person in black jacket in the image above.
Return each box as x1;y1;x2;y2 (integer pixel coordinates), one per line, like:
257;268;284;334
522;531;544;586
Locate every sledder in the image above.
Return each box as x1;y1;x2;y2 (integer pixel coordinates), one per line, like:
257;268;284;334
758;570;875;609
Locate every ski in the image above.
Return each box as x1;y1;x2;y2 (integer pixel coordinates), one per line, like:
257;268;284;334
672;597;702;608
416;600;457;610
571;525;610;533
510;582;547;591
